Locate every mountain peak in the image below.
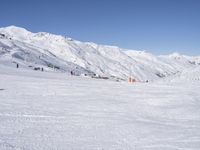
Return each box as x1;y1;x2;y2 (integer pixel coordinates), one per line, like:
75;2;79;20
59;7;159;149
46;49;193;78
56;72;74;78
0;25;32;40
168;52;183;59
0;25;30;33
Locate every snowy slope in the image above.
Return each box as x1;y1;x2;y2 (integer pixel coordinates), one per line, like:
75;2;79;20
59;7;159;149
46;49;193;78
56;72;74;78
1;26;200;149
166;66;200;82
0;65;200;150
0;26;200;82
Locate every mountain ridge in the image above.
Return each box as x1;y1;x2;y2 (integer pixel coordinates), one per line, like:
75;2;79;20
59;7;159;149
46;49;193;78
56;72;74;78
0;25;200;82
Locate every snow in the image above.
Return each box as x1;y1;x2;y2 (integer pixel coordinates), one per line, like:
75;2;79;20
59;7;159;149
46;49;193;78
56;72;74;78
169;66;200;82
0;65;200;150
1;26;200;149
1;26;200;82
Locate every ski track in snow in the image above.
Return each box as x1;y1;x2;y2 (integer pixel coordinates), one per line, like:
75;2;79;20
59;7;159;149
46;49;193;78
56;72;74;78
0;66;200;150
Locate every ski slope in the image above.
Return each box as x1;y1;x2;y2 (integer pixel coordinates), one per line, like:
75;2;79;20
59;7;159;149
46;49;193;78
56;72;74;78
0;65;200;150
1;25;200;149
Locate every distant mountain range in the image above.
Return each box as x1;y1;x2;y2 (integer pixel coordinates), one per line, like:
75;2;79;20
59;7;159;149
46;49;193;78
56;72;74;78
0;26;200;81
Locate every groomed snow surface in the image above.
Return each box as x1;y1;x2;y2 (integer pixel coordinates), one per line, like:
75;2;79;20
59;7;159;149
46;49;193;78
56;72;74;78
0;65;200;150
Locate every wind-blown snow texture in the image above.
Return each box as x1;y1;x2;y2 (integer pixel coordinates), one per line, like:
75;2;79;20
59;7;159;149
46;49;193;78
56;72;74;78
0;65;200;150
1;26;200;82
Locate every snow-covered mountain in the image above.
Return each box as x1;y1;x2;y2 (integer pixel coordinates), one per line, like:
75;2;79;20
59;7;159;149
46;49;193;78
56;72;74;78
0;26;200;81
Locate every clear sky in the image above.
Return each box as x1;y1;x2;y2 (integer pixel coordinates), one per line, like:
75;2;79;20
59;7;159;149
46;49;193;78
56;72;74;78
0;0;200;55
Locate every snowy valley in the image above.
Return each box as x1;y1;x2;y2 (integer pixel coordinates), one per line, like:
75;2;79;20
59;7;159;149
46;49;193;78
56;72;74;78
0;26;200;150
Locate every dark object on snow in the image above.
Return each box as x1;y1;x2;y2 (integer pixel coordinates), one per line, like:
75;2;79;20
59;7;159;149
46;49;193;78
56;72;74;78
0;89;5;91
34;67;40;71
156;73;165;78
92;76;109;80
16;64;19;68
71;71;73;75
41;68;44;71
54;66;60;70
0;33;5;37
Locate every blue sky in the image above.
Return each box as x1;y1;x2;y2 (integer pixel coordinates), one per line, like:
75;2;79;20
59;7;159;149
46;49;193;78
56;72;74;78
0;0;200;55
